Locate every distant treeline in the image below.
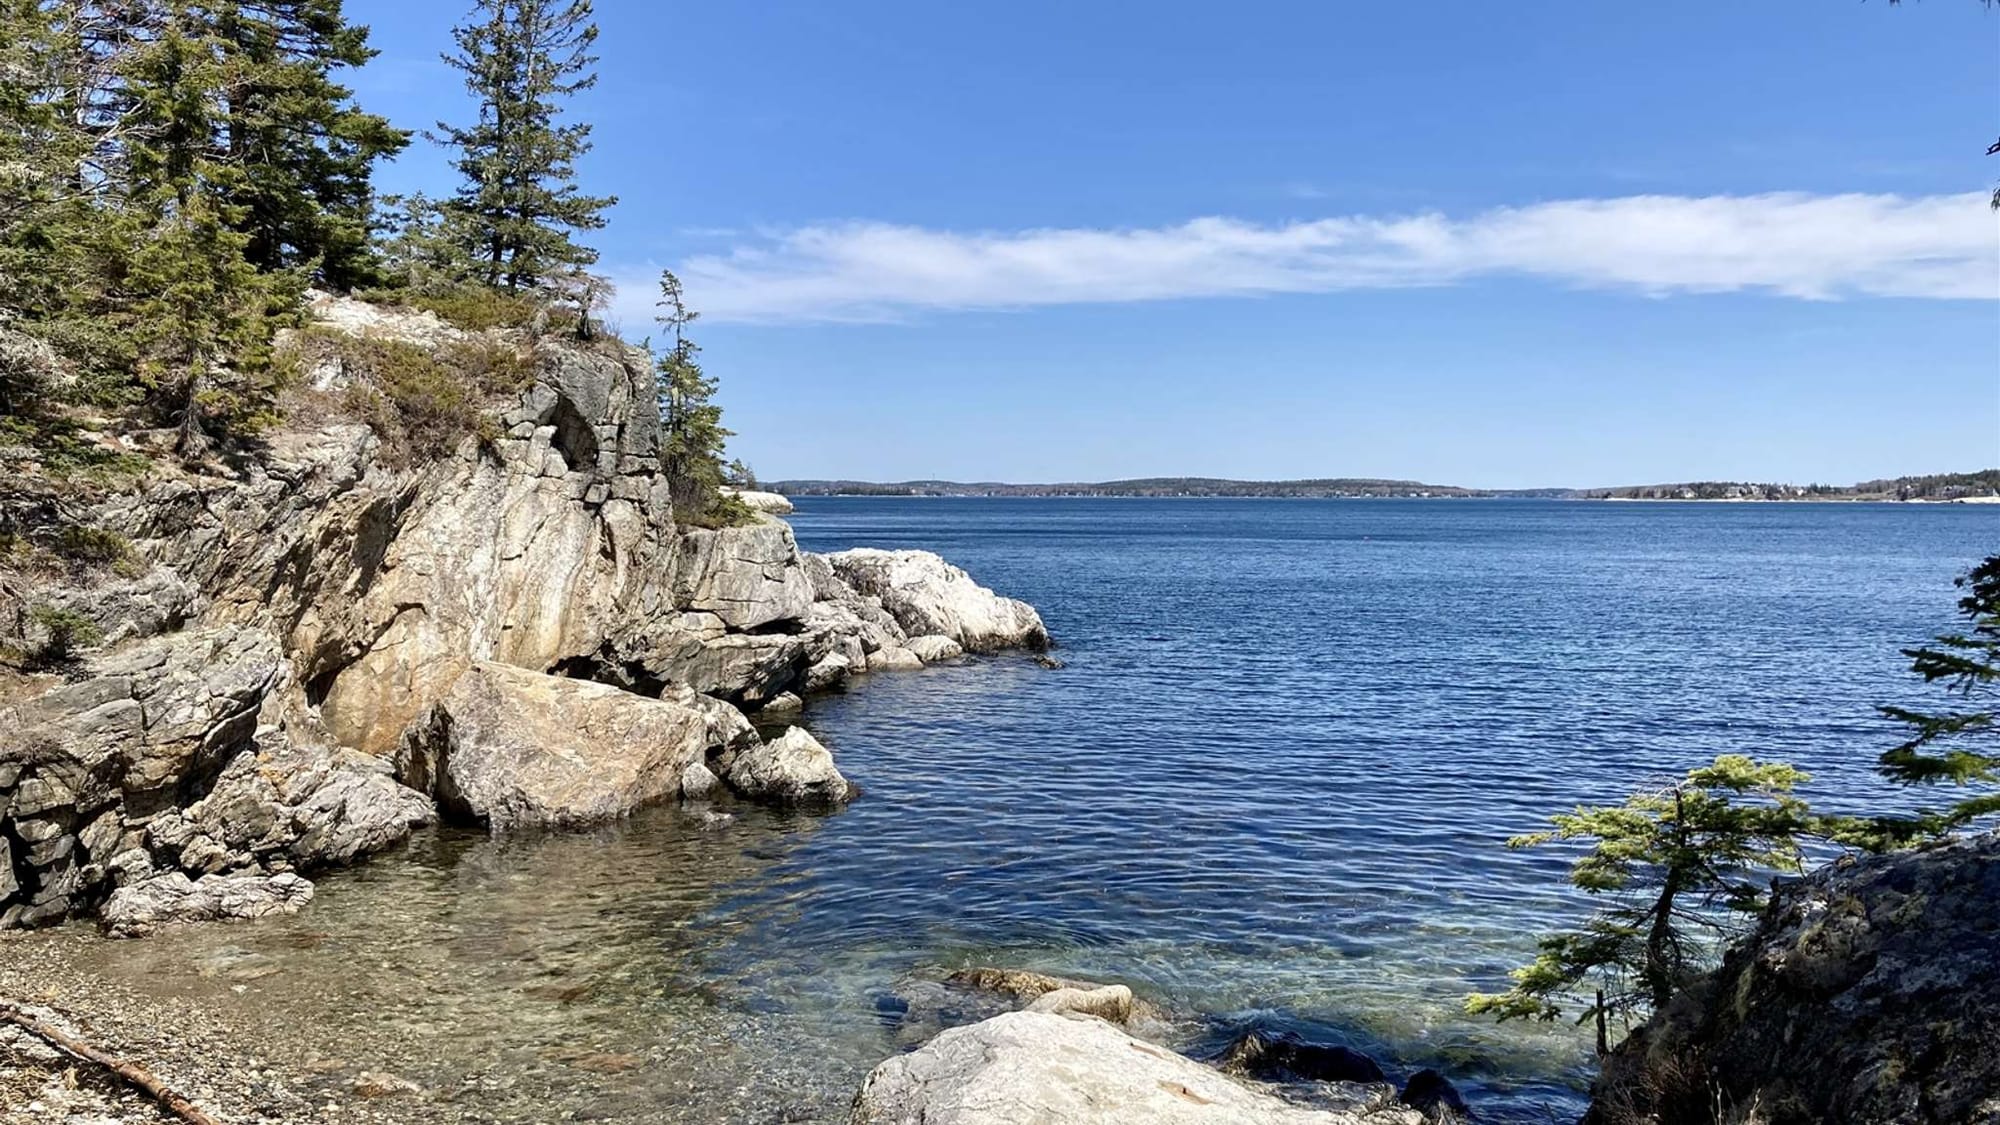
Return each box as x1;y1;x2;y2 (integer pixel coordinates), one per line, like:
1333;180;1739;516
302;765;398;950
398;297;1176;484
1579;470;2000;502
770;477;1489;499
769;470;2000;501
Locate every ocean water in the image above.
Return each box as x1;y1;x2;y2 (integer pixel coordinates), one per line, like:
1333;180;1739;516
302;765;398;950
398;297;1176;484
44;499;1997;1122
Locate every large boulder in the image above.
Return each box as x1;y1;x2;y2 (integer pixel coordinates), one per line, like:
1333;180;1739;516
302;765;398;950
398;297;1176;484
850;1010;1420;1125
1588;830;2000;1125
822;549;1048;653
396;662;755;830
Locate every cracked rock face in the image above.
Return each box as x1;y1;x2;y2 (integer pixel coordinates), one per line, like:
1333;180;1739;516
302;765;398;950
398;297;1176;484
0;625;433;931
396;661;756;830
1588;830;2000;1125
850;1010;1421;1125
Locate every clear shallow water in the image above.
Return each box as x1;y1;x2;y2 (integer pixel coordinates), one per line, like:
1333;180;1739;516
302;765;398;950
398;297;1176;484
46;499;2000;1122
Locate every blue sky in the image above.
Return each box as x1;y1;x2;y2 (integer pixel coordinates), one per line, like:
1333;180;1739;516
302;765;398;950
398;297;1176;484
346;1;1999;488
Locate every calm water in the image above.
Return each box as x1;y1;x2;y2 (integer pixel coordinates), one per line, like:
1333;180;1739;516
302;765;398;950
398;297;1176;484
44;499;1999;1122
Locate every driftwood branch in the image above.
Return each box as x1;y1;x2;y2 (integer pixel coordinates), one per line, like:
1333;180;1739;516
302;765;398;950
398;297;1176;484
0;1001;222;1125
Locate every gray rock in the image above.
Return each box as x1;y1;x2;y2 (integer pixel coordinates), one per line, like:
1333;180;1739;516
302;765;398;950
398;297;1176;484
398;663;750;830
824;549;1049;653
760;691;804;713
803;652;852;692
850;1010;1419;1125
1588;829;2000;1125
672;521;814;631
679;761;722;800
905;634;965;663
869;646;923;672
101;871;315;938
716;726;854;806
1025;984;1134;1023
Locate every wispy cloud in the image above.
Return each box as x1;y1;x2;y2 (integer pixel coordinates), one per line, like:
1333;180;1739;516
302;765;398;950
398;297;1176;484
613;192;1998;325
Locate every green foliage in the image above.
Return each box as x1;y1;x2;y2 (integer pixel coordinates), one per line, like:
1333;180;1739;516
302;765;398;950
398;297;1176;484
0;0;400;466
25;604;102;668
205;0;411;289
360;279;544;333
1854;555;2000;842
653;269;748;527
1466;756;1816;1039
287;328;533;466
431;0;616;293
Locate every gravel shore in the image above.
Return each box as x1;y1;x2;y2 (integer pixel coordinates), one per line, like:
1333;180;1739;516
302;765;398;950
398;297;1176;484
1;932;443;1125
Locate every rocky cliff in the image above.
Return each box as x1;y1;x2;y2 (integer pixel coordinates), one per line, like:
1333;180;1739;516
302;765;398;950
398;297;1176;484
0;294;1048;933
1587;830;2000;1125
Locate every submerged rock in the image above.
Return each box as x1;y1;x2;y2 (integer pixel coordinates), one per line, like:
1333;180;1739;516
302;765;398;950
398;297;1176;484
1398;1070;1470;1124
1218;1029;1387;1085
1588;829;2000;1125
716;726;854;806
397;662;752;829
850;1010;1421;1125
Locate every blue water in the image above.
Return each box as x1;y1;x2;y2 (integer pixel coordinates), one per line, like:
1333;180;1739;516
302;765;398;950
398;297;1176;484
57;498;1997;1123
771;498;1995;1111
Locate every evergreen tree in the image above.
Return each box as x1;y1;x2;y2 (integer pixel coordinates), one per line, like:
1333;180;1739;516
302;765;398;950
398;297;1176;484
1466;756;1815;1050
122;1;299;452
433;0;614;293
0;0;143;456
654;269;737;523
1868;555;2000;838
209;0;409;288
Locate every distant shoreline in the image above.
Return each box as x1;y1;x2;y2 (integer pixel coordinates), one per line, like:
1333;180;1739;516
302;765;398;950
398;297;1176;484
767;473;2000;504
778;492;2000;504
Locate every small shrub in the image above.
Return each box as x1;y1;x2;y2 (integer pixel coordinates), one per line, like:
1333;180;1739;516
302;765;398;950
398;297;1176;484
360;283;542;333
679;491;758;530
53;525;140;573
27;605;101;669
293;331;534;467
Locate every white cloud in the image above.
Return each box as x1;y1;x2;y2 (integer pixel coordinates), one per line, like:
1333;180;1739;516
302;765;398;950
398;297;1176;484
612;192;1998;325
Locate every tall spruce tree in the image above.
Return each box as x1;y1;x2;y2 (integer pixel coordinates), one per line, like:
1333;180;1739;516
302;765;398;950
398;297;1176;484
654;269;736;523
433;0;614;293
209;0;409;289
121;1;300;452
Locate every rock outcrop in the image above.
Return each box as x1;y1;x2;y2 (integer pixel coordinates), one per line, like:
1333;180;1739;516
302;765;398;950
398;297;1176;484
1588;830;2000;1125
0;624;433;931
721;487;795;514
849;1010;1422;1125
824;549;1049;653
2;293;1051;931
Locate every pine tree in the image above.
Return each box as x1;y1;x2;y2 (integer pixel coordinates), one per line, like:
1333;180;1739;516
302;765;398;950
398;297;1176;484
1466;756;1815;1049
433;0;615;293
654;269;739;524
209;0;409;289
122;1;299;453
0;0;143;458
1868;555;2000;838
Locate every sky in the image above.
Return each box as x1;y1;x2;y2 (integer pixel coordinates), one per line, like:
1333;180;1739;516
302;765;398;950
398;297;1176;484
344;1;2000;488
